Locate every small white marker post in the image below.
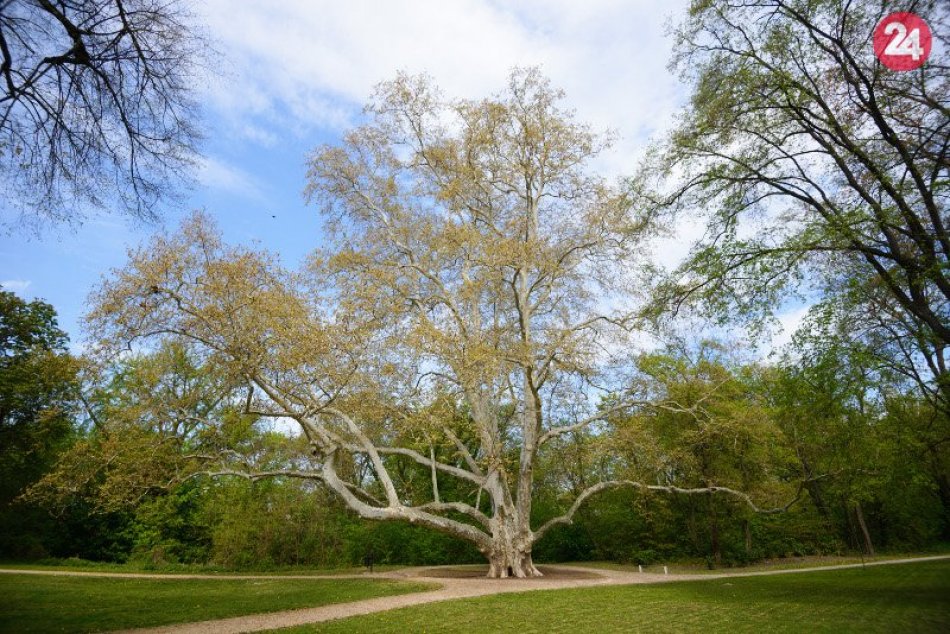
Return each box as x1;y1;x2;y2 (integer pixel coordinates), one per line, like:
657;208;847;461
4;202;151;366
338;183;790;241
638;564;643;573
663;566;668;575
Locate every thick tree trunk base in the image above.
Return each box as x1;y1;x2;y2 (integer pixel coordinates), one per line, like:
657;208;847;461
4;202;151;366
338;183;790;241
486;549;542;578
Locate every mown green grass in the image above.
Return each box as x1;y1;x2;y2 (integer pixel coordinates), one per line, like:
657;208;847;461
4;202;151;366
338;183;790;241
567;552;950;575
0;574;435;633
277;560;950;634
0;557;403;576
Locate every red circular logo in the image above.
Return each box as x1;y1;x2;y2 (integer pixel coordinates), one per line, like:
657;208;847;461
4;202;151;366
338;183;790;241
874;12;932;71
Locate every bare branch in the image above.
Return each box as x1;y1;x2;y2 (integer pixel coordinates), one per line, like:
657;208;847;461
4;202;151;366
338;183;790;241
532;479;805;543
416;501;492;530
443;426;482;476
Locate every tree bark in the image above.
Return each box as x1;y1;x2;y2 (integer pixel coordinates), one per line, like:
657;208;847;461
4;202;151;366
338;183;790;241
927;447;950;540
708;490;721;568
485;510;541;578
486;540;540;578
853;502;875;557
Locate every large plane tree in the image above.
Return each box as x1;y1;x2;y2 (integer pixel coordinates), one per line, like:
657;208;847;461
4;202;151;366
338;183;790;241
86;70;786;577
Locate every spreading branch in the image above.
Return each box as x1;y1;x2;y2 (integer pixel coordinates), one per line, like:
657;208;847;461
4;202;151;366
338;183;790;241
533;479;805;542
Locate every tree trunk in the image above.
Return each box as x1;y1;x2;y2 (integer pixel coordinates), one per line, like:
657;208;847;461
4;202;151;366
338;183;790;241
927;447;950;540
853;502;875;557
485;512;541;578
687;496;699;548
487;543;540;578
799;454;830;517
708;490;721;568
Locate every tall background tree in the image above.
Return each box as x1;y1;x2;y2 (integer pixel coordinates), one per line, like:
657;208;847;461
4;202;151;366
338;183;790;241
641;0;948;406
0;290;78;557
0;0;204;229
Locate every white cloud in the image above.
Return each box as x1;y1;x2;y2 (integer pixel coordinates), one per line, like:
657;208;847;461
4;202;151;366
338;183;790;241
196;0;690;177
1;279;31;293
197;156;267;200
650;214;708;272
239;123;279;147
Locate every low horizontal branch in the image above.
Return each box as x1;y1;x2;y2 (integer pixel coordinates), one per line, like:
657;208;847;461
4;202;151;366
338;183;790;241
185;468;324;483
185;466;384;506
532;479;804;543
416;501;493;530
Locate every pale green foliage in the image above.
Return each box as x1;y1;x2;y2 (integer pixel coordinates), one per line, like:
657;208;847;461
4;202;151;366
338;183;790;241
27;343;263;513
304;68;644;408
642;0;949;358
80;69;654;576
613;343;792;502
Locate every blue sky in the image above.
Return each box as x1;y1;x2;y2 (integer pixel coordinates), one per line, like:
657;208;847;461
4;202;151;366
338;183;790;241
1;0;806;351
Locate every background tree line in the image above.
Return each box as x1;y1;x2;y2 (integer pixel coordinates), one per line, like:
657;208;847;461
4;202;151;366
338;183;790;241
1;289;945;569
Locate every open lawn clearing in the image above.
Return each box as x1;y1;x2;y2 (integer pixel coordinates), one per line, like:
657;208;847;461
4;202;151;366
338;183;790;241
0;573;434;633
273;560;950;634
566;551;950;575
0;560;403;577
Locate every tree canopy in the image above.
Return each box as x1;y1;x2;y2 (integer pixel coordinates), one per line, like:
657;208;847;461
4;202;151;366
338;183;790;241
0;0;204;229
0;290;78;557
75;69;805;577
641;0;948;404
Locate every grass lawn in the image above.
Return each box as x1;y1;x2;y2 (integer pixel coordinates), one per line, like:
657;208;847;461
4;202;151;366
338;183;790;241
0;558;404;576
0;573;435;633
276;560;950;634
566;552;950;575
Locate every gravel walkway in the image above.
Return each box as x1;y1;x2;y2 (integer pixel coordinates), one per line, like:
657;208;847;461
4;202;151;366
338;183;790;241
109;565;687;634
6;555;948;634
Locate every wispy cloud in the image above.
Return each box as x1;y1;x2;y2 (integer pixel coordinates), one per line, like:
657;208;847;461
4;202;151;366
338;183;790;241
196;0;690;178
1;279;31;293
197;156;267;200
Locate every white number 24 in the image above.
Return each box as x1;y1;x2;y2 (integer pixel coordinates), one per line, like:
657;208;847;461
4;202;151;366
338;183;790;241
883;22;924;60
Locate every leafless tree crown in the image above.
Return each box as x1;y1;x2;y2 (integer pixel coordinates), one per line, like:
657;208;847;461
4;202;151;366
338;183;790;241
0;0;204;229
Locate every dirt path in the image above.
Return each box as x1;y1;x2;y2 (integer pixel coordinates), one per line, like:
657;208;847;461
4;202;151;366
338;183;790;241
5;555;948;634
